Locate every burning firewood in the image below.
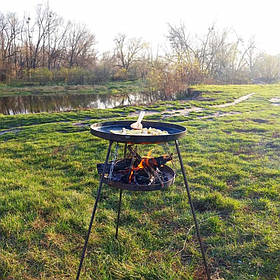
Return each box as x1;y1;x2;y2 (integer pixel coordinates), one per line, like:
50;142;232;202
96;145;173;186
127;145;172;167
97;155;172;175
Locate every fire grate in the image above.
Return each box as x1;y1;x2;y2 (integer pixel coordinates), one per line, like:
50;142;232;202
97;155;175;191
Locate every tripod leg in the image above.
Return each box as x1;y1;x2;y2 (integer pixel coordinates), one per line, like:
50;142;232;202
115;189;123;239
175;140;211;280
76;140;113;280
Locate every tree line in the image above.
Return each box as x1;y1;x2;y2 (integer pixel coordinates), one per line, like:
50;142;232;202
1;4;280;94
0;4;96;83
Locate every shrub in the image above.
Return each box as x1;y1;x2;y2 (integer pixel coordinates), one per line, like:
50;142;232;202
25;68;53;85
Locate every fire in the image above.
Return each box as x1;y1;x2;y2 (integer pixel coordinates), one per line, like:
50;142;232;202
129;149;153;183
146;150;153;158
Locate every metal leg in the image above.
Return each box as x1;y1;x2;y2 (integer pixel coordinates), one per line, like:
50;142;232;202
175;140;211;280
123;143;127;158
115;143;127;239
115;189;123;239
76;140;113;280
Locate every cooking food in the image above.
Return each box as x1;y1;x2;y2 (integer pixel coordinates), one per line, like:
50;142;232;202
111;127;168;135
130;111;145;130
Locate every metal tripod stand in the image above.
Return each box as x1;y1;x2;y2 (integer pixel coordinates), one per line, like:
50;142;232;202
76;140;211;280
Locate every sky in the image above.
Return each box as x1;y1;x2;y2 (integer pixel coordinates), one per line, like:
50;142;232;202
1;0;280;55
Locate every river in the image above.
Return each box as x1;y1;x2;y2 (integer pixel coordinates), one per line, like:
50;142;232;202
0;91;173;115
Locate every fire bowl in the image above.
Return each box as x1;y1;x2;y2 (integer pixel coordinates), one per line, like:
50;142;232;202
101;164;175;191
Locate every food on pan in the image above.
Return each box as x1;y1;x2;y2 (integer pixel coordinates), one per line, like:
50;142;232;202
111;127;168;135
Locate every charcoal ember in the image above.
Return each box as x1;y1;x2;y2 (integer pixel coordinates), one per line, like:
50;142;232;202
135;175;151;185
97;158;133;174
119;173;130;183
136;169;148;178
121;170;150;185
115;168;166;185
109;172;124;182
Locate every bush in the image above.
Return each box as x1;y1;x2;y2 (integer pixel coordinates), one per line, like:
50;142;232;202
25;68;53;85
113;68;128;81
53;67;95;85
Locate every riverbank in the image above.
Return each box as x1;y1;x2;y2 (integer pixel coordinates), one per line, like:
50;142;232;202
0;84;280;279
0;80;147;97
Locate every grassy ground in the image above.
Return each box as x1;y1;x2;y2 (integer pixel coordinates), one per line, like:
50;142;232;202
0;84;280;279
0;80;147;97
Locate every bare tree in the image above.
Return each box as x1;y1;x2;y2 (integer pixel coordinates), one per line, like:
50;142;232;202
253;53;280;83
167;23;197;65
45;14;67;69
27;3;62;69
93;51;117;82
167;23;256;83
114;34;146;71
0;12;21;81
66;22;96;68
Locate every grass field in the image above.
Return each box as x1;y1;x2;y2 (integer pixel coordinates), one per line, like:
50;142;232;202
0;84;280;279
0;80;147;97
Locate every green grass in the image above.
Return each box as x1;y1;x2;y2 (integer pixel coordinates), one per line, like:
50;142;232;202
0;84;280;279
0;80;148;97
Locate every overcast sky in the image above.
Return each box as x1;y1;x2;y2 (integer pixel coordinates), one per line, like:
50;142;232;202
1;0;280;55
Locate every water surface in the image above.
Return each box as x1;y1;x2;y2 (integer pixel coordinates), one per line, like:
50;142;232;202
0;91;168;115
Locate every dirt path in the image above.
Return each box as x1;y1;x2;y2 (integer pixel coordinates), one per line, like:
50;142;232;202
128;106;203;118
270;97;280;106
199;111;240;119
128;92;257;119
213;92;256;108
0;128;21;136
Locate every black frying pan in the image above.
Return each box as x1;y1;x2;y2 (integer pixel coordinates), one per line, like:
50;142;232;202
90;121;186;144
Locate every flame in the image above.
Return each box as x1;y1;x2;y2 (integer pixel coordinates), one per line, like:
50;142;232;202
146;150;153;158
129;149;153;183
